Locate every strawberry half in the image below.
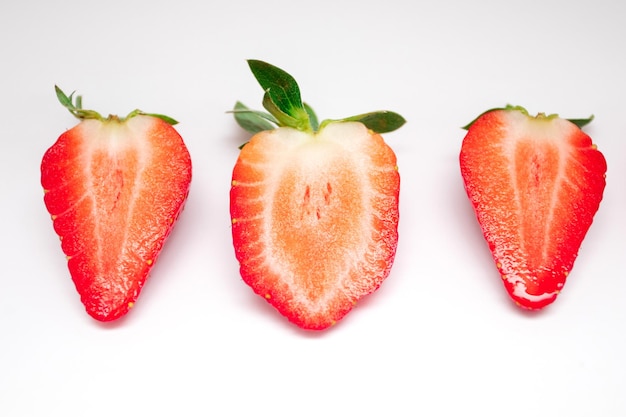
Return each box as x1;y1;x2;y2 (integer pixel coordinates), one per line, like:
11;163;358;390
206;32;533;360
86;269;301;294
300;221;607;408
459;105;606;309
230;60;405;330
41;86;192;321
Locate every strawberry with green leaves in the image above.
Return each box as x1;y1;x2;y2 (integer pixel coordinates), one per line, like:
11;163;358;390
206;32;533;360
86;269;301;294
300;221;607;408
459;105;606;309
230;60;405;330
41;87;192;322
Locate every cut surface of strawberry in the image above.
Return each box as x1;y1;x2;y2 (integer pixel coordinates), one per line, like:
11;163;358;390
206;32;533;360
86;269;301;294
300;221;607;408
41;87;192;321
459;105;606;309
230;60;404;330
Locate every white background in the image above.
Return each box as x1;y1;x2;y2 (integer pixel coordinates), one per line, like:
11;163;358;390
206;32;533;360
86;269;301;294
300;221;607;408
1;0;625;415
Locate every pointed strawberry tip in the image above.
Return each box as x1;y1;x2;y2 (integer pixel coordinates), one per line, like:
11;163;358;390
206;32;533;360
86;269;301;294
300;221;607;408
500;270;566;310
292;319;339;332
87;310;122;323
511;294;558;311
85;301;134;322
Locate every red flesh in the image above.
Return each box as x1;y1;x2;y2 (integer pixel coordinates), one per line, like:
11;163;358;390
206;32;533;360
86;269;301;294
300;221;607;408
230;122;399;330
41;115;192;321
460;109;606;309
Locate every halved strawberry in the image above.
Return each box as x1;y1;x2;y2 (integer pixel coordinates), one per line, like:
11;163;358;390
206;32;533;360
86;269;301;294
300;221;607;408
41;86;192;321
459;105;606;309
230;60;405;330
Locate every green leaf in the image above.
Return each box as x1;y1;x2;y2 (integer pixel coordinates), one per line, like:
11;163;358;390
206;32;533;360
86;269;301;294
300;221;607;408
231;101;277;134
138;111;179;125
55;85;74;108
248;60;312;131
248;60;304;115
231;60;405;140
55;85;178;125
325;111;406;133
303;102;319;131
55;85;103;120
262;91;303;129
567;115;594;128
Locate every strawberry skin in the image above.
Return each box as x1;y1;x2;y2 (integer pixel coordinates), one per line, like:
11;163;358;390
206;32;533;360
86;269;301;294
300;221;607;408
231;122;400;330
42;88;192;321
459;106;606;309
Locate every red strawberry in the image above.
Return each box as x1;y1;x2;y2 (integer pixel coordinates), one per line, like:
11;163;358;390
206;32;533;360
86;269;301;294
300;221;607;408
459;105;606;309
41;86;192;321
230;60;405;330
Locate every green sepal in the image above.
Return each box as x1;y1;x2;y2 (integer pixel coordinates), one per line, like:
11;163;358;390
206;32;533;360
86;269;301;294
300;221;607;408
55;85;103;120
303;102;319;132
55;85;178;125
146;113;178;125
75;95;83;111
232;60;405;139
566;115;594;129
248;60;312;132
248;60;304;115
262;91;303;128
322;111;406;134
126;109;179;125
231;101;277;134
462;104;593;130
